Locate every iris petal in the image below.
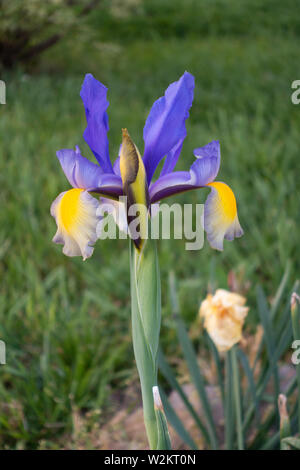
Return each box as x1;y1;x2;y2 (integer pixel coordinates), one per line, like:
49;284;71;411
57;147;123;197
97;198;128;235
113;155;121;177
160;137;185;177
190;140;220;185
51;189;101;260
149;171;191;203
57;147;103;189
80;74;113;173
143;71;194;184
149;140;221;203
204;182;243;251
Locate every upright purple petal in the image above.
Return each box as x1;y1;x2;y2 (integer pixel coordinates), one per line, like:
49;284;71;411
143;72;195;184
80;74;113;173
160;137;185;177
149;140;221;203
57;147;123;197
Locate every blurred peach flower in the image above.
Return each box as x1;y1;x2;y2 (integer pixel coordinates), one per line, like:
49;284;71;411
200;289;249;352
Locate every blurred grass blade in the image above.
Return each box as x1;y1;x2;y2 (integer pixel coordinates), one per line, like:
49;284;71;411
290;292;300;434
256;286;276;362
225;351;234;449
169;272;218;449
256;286;279;409
206;332;225;404
231;347;244;450
270;260;291;320
244;318;293;433
253;278;298;375
260;431;280;450
153;386;172;450
244;315;296;435
155;409;172;450
158;349;210;444
237;349;259;423
159;387;198;450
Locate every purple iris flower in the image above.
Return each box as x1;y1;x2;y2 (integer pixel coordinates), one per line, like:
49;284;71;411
51;72;243;259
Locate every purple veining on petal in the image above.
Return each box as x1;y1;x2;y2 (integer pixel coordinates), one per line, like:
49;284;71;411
143;71;195;184
80;74;113;173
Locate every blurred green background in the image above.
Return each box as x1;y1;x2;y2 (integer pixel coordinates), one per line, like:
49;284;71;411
0;0;299;448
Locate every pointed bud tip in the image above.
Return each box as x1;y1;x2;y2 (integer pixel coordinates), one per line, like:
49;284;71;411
122;128;129;138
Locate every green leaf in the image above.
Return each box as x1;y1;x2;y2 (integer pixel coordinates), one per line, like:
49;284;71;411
237;349;259;423
153;386;172;450
225;350;234;449
270;260;291;321
256;286;279;407
159;387;197;450
158;349;210;444
130;238;161;449
260;431;280;450
134;236;161;363
155;408;172;450
243;317;293;434
206;332;225;403
281;437;300;450
231;347;244;450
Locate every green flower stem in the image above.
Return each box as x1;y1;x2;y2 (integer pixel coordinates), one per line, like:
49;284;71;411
129;236;171;449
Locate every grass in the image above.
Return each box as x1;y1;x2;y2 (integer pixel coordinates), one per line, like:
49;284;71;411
0;0;299;448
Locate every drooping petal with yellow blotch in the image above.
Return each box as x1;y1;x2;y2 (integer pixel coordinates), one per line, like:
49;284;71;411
204;181;243;251
50;188;101;260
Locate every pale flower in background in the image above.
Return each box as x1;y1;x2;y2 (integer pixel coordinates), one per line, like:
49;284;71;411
200;289;249;352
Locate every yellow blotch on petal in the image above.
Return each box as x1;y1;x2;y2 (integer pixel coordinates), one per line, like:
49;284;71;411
207;182;237;221
200;289;249;352
59;188;84;232
204;181;243;251
51;189;100;260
